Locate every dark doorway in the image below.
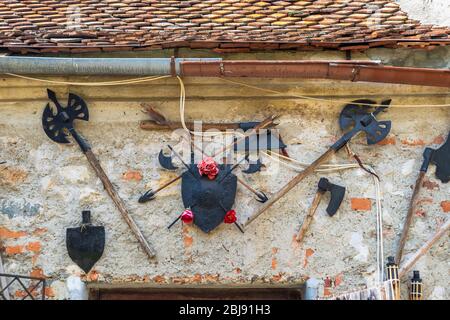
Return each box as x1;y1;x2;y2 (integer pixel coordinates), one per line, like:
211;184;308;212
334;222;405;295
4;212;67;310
89;286;303;300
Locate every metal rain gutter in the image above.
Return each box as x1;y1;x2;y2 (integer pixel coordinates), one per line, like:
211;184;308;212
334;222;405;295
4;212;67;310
0;57;222;76
0;56;449;88
180;60;450;88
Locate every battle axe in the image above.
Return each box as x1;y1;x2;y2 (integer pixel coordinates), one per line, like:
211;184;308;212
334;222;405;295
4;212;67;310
296;178;345;243
42;90;156;259
395;131;449;264
243;99;391;228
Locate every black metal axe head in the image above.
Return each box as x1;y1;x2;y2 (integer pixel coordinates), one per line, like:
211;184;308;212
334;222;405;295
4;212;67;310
318;177;346;217
42;89;89;144
431;131;450;183
339;99;392;145
158;149;178;170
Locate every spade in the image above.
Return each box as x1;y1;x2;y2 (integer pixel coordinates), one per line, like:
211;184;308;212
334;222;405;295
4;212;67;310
42;89;155;259
66;211;105;274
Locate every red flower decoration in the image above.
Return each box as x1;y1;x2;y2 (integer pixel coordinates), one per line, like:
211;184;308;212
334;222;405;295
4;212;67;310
181;209;194;224
224;210;237;224
197;157;219;180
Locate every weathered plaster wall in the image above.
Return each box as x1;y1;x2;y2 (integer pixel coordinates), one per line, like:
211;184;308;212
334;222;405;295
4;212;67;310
397;0;450;27
0;73;448;300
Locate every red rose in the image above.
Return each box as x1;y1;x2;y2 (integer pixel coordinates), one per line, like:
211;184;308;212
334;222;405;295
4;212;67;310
223;210;237;224
181;209;194;224
197;157;219;180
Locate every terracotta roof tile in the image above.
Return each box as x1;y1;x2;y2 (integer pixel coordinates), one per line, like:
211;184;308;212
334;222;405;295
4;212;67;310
0;0;449;54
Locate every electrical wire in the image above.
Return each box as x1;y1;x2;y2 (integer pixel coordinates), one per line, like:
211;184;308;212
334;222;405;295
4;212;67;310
217;77;450;108
263;144;385;284
5;73;171;86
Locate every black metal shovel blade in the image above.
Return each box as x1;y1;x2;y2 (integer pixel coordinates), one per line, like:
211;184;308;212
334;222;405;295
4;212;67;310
432;131;450;183
66;226;105;274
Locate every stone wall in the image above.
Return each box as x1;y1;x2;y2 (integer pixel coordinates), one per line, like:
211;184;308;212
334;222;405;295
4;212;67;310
397;0;450;27
0;71;448;299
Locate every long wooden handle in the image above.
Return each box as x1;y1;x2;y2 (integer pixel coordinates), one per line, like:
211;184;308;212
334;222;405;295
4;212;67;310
140;120;243;131
237;177;260;196
296;192;322;243
84;150;156;259
395;171;425;264
152;175;182;194
243;148;336;228
399;219;450;278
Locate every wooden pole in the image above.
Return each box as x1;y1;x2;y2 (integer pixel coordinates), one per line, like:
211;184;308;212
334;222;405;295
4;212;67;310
243;148;336;228
395;171;426;264
237;177;264;199
296;191;323;243
84;150;157;259
399;219;450;278
140;120;248;131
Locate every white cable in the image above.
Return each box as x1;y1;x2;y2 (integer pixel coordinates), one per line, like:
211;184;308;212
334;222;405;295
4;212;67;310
176;76;386;282
264;148;385;285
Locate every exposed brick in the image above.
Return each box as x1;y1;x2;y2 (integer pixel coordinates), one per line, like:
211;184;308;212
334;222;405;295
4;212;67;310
271;257;278;270
422;178;440;191
351;198;372;211
0;227;27;239
401;138;425;146
192;274;202;283
377;136;396;145
183;226;193;248
441;201;450;213
30;267;45;278
153;275;166;283
86;270;99;282
26;241;41;253
303;248;314;267
32;228;48;236
5;245;24;255
122;170;142;181
15;290;28;298
45;287;55;298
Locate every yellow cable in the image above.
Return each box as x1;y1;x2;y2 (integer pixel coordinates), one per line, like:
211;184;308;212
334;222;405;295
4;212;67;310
5;73;171;86
217;77;450;108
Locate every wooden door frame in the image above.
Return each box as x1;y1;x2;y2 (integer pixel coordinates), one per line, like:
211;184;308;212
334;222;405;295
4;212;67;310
88;284;304;300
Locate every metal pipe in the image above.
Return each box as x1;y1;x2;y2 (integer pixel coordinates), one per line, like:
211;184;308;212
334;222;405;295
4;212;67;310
180;60;450;88
1;56;449;88
0;57;222;75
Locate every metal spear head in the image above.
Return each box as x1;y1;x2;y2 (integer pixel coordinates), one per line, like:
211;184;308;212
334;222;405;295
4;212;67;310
42;89;89;144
